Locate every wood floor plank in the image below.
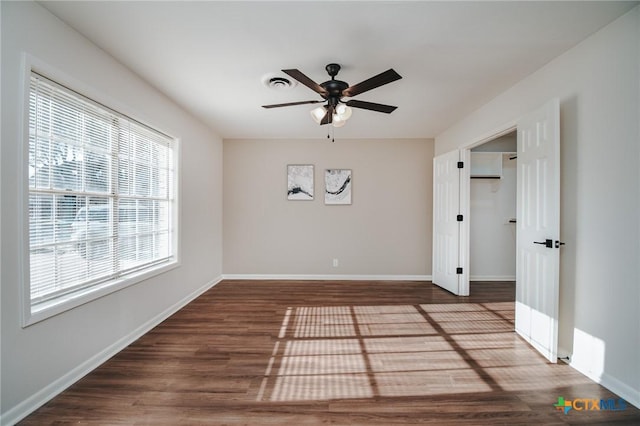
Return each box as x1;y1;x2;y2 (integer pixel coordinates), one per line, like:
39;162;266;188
19;280;640;425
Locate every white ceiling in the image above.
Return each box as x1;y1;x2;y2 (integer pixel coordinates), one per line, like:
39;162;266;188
41;1;637;140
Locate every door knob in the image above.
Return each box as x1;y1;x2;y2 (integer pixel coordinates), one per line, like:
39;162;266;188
534;239;553;248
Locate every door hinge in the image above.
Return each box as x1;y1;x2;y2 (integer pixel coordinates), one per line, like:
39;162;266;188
456;267;463;274
457;161;464;169
457;214;463;222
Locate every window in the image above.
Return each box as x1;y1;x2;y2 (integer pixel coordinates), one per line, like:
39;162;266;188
27;71;177;322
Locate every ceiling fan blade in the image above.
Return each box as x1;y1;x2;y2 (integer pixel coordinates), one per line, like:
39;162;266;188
343;69;402;98
320;105;334;125
346;100;398;114
282;69;328;96
262;100;323;109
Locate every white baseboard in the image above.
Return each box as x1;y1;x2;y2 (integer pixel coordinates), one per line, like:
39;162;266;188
222;274;512;283
2;276;223;426
569;361;640;410
469;275;515;281
221;274;432;281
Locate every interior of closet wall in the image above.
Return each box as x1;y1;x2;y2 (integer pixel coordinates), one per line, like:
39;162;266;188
469;132;517;281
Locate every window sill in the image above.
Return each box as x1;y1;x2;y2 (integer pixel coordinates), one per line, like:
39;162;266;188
23;258;179;327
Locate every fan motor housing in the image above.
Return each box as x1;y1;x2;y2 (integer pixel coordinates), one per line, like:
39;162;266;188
320;80;349;99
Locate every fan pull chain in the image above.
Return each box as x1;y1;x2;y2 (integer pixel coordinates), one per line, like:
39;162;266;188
327;128;335;142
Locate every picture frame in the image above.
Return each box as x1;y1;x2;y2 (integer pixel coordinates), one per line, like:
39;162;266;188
287;164;314;200
325;169;352;205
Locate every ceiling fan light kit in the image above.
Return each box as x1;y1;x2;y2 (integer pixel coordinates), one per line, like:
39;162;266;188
335;104;352;120
331;115;347;128
263;63;402;129
310;105;327;124
310;104;353;127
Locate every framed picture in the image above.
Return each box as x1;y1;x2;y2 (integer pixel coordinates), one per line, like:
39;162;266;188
325;169;352;205
287;164;314;200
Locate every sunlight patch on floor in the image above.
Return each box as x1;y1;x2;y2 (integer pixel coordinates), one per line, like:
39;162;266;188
256;301;576;402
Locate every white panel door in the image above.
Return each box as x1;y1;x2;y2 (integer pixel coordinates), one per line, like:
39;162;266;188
432;150;463;295
516;98;561;363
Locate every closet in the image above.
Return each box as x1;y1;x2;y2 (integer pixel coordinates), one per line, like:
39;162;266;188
469;131;517;281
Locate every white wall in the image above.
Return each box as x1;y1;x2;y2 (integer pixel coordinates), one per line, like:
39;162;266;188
436;6;640;407
223;138;433;278
1;2;224;423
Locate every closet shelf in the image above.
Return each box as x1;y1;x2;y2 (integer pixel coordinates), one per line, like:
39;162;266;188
470;152;502;178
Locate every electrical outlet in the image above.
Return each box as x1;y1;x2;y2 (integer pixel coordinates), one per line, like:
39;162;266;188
332;258;339;267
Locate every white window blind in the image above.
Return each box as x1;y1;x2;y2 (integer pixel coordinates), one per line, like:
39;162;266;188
28;72;176;311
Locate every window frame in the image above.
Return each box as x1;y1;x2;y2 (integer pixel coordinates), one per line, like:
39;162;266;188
20;55;181;327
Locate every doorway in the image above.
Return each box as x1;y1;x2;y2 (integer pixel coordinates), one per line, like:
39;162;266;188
469;131;517;282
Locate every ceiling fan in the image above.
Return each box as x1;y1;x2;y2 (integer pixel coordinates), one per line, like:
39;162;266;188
262;63;402;127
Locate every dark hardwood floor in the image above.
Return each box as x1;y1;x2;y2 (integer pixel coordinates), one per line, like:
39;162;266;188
20;280;640;425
